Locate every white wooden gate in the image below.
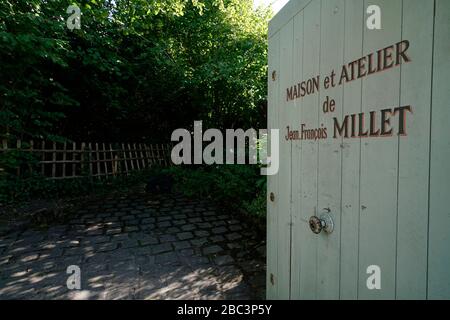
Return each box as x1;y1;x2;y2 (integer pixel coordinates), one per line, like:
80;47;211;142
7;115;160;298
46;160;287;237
267;0;450;300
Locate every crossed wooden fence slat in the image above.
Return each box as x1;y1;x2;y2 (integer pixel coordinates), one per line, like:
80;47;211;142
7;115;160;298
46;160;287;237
0;139;173;180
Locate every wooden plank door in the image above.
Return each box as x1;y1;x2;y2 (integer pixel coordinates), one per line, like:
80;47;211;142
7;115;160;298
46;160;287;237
428;0;450;300
268;26;294;300
267;9;296;301
289;0;345;300
316;0;346;300
340;0;365;300
266;27;280;300
357;0;403;299
269;0;446;300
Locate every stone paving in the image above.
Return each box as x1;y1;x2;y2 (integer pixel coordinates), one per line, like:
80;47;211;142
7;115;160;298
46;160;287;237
0;192;266;300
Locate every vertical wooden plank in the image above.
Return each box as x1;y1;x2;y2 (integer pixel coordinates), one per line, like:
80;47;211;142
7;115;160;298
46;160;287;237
41;141;45;176
81;142;86;176
72;142;76;177
52;141;56;179
396;0;434;299
113;156;119;176
156;144;161;165
139;143;146;169
290;10;304;300
340;0;364;300
316;0;345;300
276;17;294;300
88;143;94;178
128;144;135;171
134;143;141;170
267;30;281;300
102;143;109;179
154;144;159;166
149;144;155;166
95;143;101;178
358;0;402;300
143;144;149;167
428;0;450;300
150;144;155;166
110;144;116;176
145;143;150;167
62;142;67;178
122;143;129;175
145;144;151;167
298;0;321;300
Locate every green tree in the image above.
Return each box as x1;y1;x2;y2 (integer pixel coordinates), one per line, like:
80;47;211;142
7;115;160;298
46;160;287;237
0;0;271;142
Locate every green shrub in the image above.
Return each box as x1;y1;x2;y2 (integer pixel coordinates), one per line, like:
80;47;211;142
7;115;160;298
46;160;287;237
0;168;162;205
243;189;267;219
165;165;266;220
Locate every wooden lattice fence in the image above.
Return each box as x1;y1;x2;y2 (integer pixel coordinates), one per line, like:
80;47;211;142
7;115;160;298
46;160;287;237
0;139;173;180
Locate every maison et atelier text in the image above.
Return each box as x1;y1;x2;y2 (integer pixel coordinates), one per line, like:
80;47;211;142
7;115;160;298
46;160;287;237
284;40;413;142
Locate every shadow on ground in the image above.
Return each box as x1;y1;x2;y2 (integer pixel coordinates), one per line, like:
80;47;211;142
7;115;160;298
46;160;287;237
0;191;266;300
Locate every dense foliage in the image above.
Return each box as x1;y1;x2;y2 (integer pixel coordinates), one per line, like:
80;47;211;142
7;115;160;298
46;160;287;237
0;168;158;204
0;0;270;142
166;165;267;221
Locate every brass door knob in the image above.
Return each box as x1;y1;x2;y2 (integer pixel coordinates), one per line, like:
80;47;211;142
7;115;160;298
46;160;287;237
309;213;334;234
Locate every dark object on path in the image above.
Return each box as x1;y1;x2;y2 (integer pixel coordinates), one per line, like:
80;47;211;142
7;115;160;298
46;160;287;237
145;174;174;194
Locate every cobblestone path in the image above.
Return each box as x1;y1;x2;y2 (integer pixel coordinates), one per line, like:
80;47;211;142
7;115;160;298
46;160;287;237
0;192;266;300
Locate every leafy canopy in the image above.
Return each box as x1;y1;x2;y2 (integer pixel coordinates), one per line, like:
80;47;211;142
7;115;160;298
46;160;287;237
0;0;271;141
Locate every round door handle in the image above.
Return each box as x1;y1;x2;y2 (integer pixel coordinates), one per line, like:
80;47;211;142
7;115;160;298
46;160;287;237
309;216;323;234
309;213;334;234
